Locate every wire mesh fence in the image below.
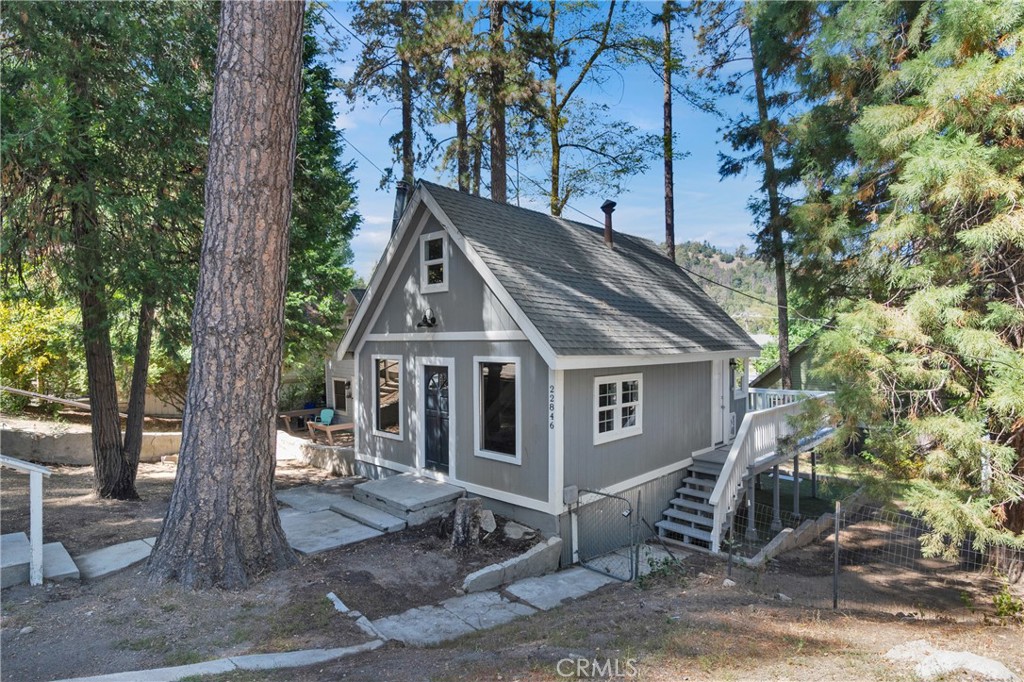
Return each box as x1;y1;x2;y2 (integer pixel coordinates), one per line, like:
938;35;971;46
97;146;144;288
573;490;639;582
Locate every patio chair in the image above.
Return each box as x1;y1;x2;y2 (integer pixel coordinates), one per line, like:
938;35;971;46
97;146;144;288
313;408;334;425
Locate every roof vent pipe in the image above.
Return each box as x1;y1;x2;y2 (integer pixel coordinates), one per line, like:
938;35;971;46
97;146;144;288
391;180;410;235
601;199;617;247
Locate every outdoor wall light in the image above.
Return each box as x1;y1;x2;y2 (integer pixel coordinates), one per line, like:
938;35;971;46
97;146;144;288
416;308;436;329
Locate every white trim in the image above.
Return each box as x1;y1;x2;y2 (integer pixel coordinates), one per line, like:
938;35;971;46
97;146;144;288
415;356;456;475
352;452;553;514
337;194;425;357
473;355;523;465
592;373;643;445
356;210;432;357
419;232;449;294
548;369;565;508
364;331;528;343
733;358;750;400
370;354;404;441
572;456;695;509
419;187;559;367
571;511;580;563
554;350;758;371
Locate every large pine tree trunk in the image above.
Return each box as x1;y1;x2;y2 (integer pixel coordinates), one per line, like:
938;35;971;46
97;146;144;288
488;0;507;204
453;47;469;193
749;24;792;390
147;0;304;590
399;0;414;183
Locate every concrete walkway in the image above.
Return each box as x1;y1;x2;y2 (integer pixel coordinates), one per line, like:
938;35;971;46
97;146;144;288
53;558;632;681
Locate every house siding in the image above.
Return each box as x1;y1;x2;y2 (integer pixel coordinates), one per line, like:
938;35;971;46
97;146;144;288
562;361;712;493
357;339;549;503
371;219;519;335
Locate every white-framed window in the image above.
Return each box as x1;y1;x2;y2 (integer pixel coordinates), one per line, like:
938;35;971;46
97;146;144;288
473;356;522;464
372;354;403;440
593;373;642;445
732;358;749;400
420;232;449;294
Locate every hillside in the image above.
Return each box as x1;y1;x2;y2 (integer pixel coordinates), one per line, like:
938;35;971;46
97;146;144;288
673;241;777;336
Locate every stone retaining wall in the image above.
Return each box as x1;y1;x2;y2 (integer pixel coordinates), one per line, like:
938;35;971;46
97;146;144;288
462;536;563;593
0;425;180;465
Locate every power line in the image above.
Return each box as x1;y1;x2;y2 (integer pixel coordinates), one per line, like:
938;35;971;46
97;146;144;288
337;131;389;178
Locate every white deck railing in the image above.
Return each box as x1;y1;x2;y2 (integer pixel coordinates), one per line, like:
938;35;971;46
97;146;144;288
748;387;829;411
708;391;830;553
0;454;53;585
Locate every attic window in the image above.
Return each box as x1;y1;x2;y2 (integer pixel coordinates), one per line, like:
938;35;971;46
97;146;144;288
420;232;448;294
594;373;643;445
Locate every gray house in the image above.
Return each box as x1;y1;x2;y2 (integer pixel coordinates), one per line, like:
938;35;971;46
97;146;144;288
332;181;760;560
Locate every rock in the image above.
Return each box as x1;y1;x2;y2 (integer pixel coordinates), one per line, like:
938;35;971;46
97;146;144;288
348;610;362;619
19;626;34;635
479;509;497;533
776;593;792;602
886;640;1018;682
503;521;535;541
722;578;736;587
161;454;178;464
326;591;349;613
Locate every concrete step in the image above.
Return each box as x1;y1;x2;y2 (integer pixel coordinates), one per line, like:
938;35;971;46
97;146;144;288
2;533;80;588
656;520;713;543
328;497;406;533
354;474;463;527
676;486;712;499
663;508;714;528
74;537;156;580
669;497;713;514
681;476;716;489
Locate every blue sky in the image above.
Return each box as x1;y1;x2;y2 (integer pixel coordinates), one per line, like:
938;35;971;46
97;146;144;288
322;3;762;281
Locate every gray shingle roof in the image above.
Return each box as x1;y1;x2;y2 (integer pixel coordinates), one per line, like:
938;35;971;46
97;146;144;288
421;181;759;357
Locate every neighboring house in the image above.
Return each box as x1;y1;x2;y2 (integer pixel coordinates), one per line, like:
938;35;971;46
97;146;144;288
751;330;832;391
331;180;759;556
324;288;364;419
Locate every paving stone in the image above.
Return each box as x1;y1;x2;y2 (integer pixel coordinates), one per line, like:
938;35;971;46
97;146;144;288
55;658;237;681
280;509;381;555
230;640;384;671
505;567;617;611
371;605;477;646
354;474;462;516
328;497;406;533
276;485;348;513
140;537;157;547
74;540;152;580
1;533;31;588
440;591;536;630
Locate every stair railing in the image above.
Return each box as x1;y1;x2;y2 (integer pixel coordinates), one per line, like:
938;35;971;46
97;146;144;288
707;395;826;553
0;454;53;585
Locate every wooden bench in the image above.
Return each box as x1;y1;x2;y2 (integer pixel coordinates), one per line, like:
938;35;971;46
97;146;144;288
306;421;353;446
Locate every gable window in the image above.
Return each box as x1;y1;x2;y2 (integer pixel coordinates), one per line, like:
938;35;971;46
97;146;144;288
420;232;449;294
473;356;521;464
372;355;403;440
593;373;642;445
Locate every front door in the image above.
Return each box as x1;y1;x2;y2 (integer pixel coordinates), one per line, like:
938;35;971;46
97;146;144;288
424;365;450;473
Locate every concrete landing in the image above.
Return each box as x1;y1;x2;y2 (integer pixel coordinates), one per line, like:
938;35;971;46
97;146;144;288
354;474;463;526
75;539;152;580
372;591;535;646
504;567;618;610
584;544;684;579
279;509;382;555
276;486;349;513
1;533;80;587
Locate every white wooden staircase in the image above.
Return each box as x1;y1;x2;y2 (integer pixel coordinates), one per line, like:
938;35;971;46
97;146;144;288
656;390;833;553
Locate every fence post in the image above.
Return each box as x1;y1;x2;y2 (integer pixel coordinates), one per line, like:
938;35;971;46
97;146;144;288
810;450;818;499
833;499;840;610
745;466;758;541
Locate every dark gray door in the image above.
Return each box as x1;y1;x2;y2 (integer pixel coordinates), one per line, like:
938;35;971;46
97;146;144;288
424;365;449;473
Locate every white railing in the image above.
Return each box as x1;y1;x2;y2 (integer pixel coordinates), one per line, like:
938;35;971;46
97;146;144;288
0;454;53;585
708;394;829;553
748;388;829;412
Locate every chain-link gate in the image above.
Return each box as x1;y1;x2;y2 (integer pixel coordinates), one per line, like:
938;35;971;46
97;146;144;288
573;490;639;581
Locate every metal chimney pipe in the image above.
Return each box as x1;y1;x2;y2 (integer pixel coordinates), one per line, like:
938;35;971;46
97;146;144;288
601;199;617;246
391;180;410;235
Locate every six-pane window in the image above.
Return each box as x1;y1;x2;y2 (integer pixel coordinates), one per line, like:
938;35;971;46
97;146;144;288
594;374;642;444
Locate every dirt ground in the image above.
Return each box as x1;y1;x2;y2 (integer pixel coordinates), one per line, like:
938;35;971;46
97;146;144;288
1;461;542;682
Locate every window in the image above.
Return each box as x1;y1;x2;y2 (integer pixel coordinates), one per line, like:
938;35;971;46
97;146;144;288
333;379;349;413
593;373;642;444
420;232;448;293
732;358;749;400
473;357;521;464
372;355;403;439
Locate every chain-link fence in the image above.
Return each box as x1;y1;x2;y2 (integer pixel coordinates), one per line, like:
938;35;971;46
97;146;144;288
573;490;639;581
